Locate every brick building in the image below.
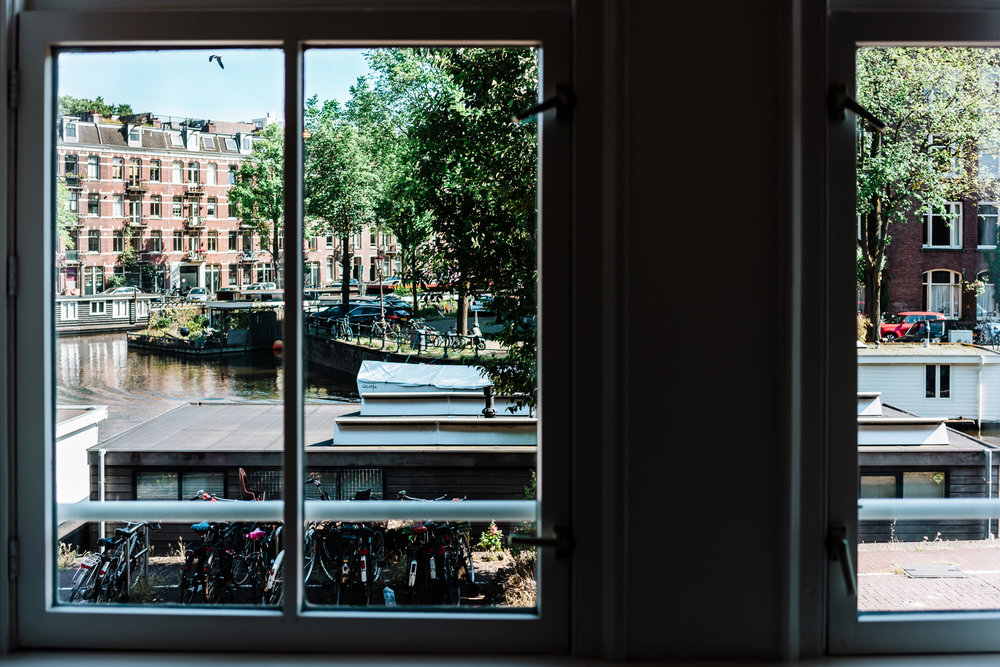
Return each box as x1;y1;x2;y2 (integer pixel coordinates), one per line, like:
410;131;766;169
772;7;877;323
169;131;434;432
56;111;400;296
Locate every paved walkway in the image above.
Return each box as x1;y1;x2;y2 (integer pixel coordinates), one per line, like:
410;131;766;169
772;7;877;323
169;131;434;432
859;540;1000;611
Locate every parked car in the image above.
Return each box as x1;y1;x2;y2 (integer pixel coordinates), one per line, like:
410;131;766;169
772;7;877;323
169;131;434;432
101;286;143;296
895;319;948;342
244;282;277;291
185;287;208;303
880;311;946;341
308;303;359;328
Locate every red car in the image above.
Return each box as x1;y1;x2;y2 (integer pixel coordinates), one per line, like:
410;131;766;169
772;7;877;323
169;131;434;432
879;311;946;341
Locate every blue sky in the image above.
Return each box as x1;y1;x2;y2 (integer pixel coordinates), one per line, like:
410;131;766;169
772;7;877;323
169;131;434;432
57;48;371;122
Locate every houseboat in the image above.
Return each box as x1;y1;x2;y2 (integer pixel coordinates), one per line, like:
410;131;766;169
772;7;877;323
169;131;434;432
55;294;157;335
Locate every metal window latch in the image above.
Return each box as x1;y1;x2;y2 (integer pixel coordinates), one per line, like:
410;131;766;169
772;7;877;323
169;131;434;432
826;523;857;597
508;524;573;559
828;83;888;133
512;85;574;124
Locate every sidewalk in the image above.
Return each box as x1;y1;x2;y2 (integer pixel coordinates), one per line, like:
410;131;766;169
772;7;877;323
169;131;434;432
858;540;1000;611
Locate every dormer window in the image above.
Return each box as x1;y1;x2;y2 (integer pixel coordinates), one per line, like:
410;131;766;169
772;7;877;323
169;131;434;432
128;126;140;143
202;136;216;150
242;137;251;151
169;133;183;148
64;122;77;141
224;137;238;151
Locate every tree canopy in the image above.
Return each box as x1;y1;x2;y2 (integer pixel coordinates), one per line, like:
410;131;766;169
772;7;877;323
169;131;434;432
229;123;285;286
58;95;133;118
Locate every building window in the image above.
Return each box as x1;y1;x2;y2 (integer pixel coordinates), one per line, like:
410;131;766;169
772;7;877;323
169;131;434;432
86;193;99;216
306;261;320;287
189;232;201;253
87;229;100;253
149;159;160;182
172;196;183;218
150;230;162;253
207;231;218;251
225;137;238;151
172;231;183;252
111;195;123;218
90;300;106;316
242;233;252;251
59;301;78;321
172;160;183;184
308;236;318;251
923;269;962;318
129;199;142;225
68;191;78;213
135;471;225;500
923;202;962;248
130;231;143;252
86;155;98;179
206;197;216;218
82;265;104;295
326;234;334;249
111;157;123;180
169;133;183;148
187;161;200;184
207;163;217;185
112;230;123;253
925;364;951;398
206;264;221;292
64;122;77;140
63;154;77;176
228;165;237;185
860;471;947;498
978;203;999;247
128;126;140;143
228;230;237;251
202;136;216;150
228;263;238;284
150;195;161;218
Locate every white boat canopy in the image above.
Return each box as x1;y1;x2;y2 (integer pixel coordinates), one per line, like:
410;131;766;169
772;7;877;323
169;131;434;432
356;360;492;394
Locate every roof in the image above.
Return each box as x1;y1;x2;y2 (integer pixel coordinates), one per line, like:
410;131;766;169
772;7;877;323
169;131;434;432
858;342;1000;361
857;394;998;453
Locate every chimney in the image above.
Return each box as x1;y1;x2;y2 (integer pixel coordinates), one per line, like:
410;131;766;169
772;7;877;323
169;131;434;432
90;111;102;124
151;119;161;129
205;122;217;133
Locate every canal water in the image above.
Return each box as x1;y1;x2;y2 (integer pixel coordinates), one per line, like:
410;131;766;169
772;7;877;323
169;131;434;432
56;333;359;441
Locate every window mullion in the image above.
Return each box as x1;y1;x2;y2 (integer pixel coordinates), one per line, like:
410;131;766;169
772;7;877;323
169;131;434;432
281;39;305;619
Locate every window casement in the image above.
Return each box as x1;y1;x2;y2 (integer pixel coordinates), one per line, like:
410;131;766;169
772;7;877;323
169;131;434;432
172;231;183;252
207;231;218;251
112;230;123;253
187;161;200;184
207;197;217;218
923;269;961;318
90;300;106;316
923;202;963;248
111;157;124;181
86;229;99;253
111;299;128;318
150;195;161;218
172;196;183;218
59;301;77;320
14;5;571;657
228;230;238;251
150;230;162;253
149;159;160;182
925;364;951;398
86;155;98;179
86;193;98;216
172;160;183;184
825;8;1000;656
207;163;217;185
979;202;999;247
63;153;77;176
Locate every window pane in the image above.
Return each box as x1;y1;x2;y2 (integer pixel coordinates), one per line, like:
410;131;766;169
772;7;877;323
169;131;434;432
54;48;290;609
902;471;946;498
859;475;897;499
301;47;540;610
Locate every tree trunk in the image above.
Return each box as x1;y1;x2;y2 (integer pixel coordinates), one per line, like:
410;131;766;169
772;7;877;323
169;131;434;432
864;267;882;343
456;280;469;336
341;231;352;310
272;222;282;289
409;249;418;313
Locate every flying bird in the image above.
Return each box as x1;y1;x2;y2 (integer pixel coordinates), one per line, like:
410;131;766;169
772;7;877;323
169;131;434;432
208;55;224;70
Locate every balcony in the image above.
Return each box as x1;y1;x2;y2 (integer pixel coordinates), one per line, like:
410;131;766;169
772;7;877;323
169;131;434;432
186;183;205;196
126;217;147;229
186;215;203;229
64;215;82;228
63;250;80;264
186;250;206;263
238;250;258;263
64;174;82;189
125;177;147;193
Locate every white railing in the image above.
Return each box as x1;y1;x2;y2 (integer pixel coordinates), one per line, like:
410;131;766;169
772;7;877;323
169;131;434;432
57;499;536;523
858;498;1000;521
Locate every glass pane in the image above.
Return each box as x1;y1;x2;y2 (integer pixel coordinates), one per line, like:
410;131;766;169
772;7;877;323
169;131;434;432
857;46;1000;614
53;48;294;608
301;47;540;610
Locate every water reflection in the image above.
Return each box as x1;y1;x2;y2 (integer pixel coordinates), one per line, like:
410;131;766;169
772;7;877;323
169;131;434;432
56;333;357;440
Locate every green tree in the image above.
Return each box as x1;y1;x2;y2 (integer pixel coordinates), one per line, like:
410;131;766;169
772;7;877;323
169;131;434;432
857;47;1000;340
55;180;76;251
58;95;132;118
305;94;378;308
229;123;285;287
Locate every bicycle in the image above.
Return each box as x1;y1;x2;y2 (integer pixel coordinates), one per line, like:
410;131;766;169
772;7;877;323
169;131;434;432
69;521;155;604
330;317;354;342
396;491;474;606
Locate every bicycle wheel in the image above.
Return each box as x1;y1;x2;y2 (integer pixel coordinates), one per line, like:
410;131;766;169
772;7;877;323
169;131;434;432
370;531;385;583
455;532;475;586
231;553;250;586
69;557;101;603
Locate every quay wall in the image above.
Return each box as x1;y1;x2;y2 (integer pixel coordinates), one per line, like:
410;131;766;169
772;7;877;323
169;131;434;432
305;333;461;377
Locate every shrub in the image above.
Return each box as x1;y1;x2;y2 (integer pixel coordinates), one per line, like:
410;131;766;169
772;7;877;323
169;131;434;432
858;312;872;342
477;521;505;559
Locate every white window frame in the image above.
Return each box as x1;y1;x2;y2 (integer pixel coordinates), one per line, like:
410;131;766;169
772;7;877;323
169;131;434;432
111;299;128;319
923;201;963;249
979;201;999;248
923;268;962;318
13;6;572;655
827;7;1000;655
59;301;77;321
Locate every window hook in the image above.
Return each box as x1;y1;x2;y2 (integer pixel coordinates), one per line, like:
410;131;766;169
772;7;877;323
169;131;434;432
512;84;574;124
828;83;888;133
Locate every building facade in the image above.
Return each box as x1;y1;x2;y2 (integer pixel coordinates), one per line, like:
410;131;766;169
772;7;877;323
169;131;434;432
56;111;400;296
